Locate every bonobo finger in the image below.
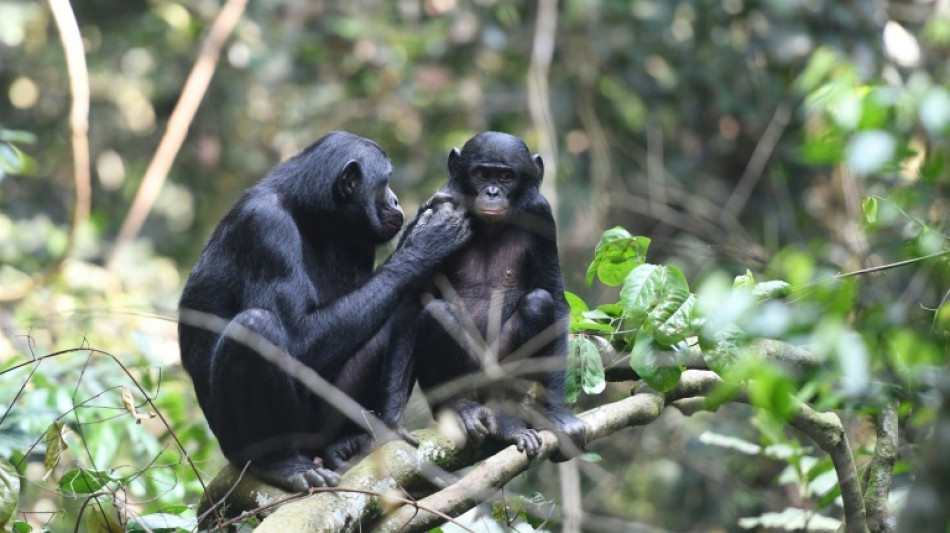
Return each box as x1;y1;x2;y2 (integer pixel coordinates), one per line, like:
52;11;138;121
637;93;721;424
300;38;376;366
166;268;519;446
415;208;434;227
428;191;455;207
287;473;310;493
304;467;339;488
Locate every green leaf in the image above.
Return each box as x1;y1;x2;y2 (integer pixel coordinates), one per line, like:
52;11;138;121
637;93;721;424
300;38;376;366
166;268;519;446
586;227;650;286
699;325;747;376
12;520;32;532
817;484;842;509
796;47;840;93
564;290;589;318
43;421;68;479
566;337;582;404
0;458;19;530
862;197;878;224
580;451;602;463
567;336;606;397
126;513;197;532
629;329;685;392
752;280;792;300
733;269;755;290
579;336;606;395
645;267;694;345
58;468;120;494
619;263;664;323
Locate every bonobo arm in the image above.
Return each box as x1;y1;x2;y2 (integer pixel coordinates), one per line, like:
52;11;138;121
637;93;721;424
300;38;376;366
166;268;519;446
240;199;470;373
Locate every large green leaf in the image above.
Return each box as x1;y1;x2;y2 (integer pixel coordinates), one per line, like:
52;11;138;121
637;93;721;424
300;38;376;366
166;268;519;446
699;325;748;377
0;458;19;530
565;291;615;333
629;329;685;392
645;266;694;345
567;336;606;400
586;227;650;286
619;263;664;324
59;468;120;495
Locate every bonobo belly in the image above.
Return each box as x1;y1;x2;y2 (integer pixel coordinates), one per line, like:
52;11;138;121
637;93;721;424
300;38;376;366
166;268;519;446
449;281;524;335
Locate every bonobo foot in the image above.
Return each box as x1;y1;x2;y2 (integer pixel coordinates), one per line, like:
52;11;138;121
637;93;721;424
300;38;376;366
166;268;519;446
249;454;340;493
449;399;497;445
509;427;543;457
495;412;543;457
545;409;588;462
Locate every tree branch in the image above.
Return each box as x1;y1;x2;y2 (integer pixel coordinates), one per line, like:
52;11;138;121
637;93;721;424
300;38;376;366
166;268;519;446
865;401;898;533
108;0;247;266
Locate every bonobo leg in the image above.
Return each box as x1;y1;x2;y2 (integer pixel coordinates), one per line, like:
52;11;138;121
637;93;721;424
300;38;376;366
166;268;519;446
495;289;587;461
416;299;497;445
209;308;340;492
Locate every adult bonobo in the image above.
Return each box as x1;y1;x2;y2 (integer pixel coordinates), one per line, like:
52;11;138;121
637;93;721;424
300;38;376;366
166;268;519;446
178;131;470;492
397;131;586;461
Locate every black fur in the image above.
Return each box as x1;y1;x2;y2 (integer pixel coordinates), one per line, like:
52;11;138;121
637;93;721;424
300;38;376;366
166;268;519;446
178;131;470;492
394;131;586;461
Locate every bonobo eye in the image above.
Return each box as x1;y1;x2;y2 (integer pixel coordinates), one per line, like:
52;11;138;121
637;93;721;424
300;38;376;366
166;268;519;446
498;171;513;183
472;168;484;180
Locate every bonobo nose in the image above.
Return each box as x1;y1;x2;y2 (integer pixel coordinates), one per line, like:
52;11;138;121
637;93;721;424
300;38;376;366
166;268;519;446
487;186;500;198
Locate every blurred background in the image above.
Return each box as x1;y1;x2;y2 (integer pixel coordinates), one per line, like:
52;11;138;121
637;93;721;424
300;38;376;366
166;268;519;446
1;0;948;531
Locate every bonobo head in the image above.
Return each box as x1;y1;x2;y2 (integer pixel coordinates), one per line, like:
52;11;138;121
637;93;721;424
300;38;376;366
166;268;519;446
277;131;404;243
447;131;544;224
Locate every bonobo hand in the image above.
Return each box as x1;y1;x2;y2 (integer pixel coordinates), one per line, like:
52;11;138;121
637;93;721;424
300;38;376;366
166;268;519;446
397;201;471;266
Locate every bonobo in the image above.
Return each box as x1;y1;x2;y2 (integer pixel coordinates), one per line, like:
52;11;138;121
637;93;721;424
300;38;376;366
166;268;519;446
398;131;586;460
178;131;470;492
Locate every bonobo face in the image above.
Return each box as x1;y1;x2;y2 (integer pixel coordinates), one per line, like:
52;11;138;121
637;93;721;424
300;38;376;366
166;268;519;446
373;180;404;241
334;147;404;243
449;131;544;224
469;163;515;223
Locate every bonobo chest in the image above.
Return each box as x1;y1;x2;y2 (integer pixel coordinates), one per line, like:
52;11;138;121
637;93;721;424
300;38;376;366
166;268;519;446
442;226;530;299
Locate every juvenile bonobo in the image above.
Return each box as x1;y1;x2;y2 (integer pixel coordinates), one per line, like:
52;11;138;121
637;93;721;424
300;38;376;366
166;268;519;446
398;131;586;460
178;131;470;492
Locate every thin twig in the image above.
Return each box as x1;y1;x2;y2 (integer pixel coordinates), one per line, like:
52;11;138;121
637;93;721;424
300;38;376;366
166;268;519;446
48;0;91;253
109;0;248;266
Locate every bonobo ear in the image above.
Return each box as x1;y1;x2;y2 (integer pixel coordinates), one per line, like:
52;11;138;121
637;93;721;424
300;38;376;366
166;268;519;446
335;160;362;202
533;154;544;183
447;148;462;179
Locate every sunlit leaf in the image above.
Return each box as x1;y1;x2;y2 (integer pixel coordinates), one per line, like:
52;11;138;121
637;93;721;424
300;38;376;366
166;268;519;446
752;280;792;301
737;507;841;531
11;521;32;532
0;459;19;530
861;196;878;224
646;266;694;345
586;227;650;286
699;325;747;377
58;468;120;495
567;336;606;397
126;513;197;533
733;269;755;291
42;421;68;480
619;263;663;324
629;329;685;392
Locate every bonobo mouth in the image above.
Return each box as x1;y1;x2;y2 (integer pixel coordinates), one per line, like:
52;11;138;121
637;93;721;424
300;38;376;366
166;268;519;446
476;208;507;222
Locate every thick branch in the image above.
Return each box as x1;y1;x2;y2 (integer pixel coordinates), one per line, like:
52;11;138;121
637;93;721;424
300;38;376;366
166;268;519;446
789;400;867;533
865;402;898;533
